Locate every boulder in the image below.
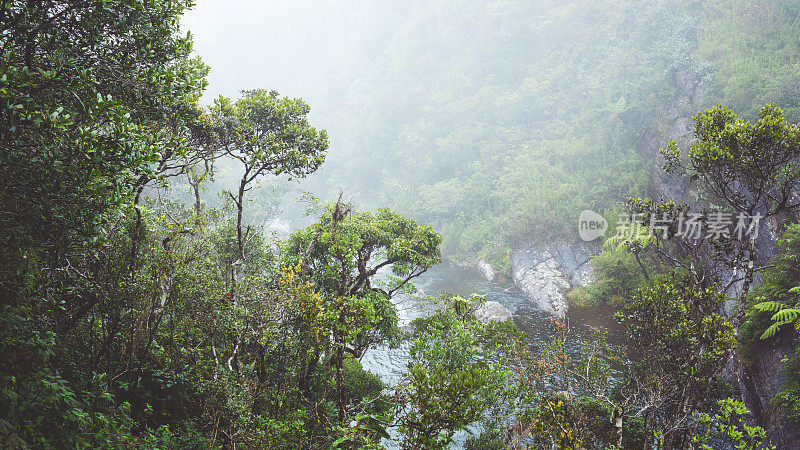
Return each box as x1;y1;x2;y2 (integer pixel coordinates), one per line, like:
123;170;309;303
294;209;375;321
477;260;496;282
474;301;512;323
511;241;597;315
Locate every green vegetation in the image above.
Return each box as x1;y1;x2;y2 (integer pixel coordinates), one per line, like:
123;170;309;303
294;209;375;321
616;281;736;447
302;0;800;273
698;0;800;120
569;227;662;307
743;224;800;420
751;224;800;340
3;0;800;448
397;297;516;449
565;101;798;447
0;4;516;447
692;398;773;450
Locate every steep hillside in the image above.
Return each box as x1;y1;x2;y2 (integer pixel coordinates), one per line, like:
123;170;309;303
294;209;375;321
296;0;800;272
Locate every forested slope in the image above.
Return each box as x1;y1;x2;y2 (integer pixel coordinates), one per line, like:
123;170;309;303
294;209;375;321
287;0;800;269
2;1;800;448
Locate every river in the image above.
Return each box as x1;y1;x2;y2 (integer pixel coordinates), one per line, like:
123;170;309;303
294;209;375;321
360;262;622;448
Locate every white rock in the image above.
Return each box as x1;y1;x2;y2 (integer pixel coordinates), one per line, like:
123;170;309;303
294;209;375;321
511;241;598;315
477;260;496;282
474;301;512;323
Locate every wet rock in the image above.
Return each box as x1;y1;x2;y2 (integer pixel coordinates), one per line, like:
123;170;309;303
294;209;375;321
739;327;800;446
511;241;598;315
453;259;497;282
474;301;512;323
477;260;496;282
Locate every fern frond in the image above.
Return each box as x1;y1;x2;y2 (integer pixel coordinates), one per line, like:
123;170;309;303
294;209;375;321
761;321;792;339
772;309;800;323
753;301;788;312
641;233;657;248
603;235;626;250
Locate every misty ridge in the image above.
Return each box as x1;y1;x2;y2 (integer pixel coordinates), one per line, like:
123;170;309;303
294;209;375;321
2;0;800;449
183;0;799;266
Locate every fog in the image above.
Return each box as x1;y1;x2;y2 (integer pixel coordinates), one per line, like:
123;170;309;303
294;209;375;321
181;1;406;228
6;1;800;446
181;0;800;260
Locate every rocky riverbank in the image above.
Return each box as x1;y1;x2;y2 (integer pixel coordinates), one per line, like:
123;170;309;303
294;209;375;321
510;240;598;315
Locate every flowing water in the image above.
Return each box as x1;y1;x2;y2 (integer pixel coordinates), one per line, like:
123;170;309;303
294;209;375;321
360;262;622;447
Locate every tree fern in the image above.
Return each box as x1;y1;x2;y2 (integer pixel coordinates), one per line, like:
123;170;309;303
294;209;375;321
603;225;657;251
753;301;788;313
761;320;795;340
771;309;800;324
754;297;800;340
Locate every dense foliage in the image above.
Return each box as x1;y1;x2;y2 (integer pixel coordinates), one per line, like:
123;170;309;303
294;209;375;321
560;102;799;448
751;224;800;340
3;0;800;448
745;224;800;420
291;0;800;272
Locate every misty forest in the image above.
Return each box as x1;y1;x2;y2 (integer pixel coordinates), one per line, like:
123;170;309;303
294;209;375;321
3;0;800;448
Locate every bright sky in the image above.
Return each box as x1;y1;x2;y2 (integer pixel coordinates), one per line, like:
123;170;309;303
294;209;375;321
181;1;368;104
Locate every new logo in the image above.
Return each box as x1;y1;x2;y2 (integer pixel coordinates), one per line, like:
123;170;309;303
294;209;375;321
578;210;607;241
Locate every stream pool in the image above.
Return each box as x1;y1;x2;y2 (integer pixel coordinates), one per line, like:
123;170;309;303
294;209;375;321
360;262;622;447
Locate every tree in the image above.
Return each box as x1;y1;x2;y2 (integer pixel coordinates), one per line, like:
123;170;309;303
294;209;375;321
0;1;210;446
615;278;735;448
660;103;800;324
395;295;519;450
283;200;442;423
691;398;772;450
210;89;328;265
0;0;209;274
198;90;327;382
507;318;636;449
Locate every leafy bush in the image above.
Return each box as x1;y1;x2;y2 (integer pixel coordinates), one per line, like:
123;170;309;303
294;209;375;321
750;224;800;339
343;358;391;415
692;398;772;450
569;244;653;307
464;430;506;450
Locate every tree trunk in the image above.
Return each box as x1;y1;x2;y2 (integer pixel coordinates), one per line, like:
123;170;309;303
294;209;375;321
634;251;650;281
734;246;755;328
236;178;246;262
613;407;623;447
193;178;202;219
336;343;347;423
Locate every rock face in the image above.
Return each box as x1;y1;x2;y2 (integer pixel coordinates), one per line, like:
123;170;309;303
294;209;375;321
739;327;800;446
511;241;597;315
474;301;512;323
733;212;799;446
645;97;800;445
476;260;496;282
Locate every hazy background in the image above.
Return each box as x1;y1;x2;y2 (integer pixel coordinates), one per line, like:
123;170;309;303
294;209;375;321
181;0;800;268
